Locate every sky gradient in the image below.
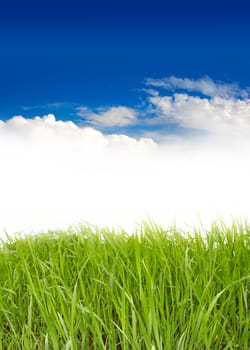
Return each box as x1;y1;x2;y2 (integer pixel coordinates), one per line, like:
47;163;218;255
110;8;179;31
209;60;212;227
1;0;250;119
0;0;250;236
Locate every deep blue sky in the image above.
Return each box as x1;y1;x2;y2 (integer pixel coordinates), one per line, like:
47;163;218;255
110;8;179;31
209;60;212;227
1;0;250;121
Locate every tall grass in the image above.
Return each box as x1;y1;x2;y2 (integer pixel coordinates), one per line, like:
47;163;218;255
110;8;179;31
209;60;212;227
0;221;249;349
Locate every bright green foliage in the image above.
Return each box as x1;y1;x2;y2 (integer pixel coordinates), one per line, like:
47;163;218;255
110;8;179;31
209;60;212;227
0;221;249;349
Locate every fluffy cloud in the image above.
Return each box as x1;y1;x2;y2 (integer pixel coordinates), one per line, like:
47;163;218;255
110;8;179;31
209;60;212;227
0;113;250;238
0;114;157;237
147;93;250;137
145;76;248;98
75;77;250;139
137;76;250;140
76;106;137;127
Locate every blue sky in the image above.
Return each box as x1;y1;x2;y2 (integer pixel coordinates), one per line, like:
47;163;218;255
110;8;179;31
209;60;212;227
1;0;250;235
1;0;250;123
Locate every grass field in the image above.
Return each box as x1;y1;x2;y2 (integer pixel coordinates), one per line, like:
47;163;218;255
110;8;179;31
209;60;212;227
0;221;249;349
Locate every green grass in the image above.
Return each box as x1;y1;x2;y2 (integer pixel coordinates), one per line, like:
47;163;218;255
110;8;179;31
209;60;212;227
0;221;249;349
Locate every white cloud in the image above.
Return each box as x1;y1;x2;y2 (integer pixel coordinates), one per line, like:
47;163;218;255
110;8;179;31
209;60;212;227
77;106;137;127
74;77;250;139
0;113;250;238
145;76;248;98
147;93;250;137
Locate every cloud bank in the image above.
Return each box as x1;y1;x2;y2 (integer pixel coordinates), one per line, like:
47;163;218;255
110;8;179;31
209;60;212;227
1;77;250;237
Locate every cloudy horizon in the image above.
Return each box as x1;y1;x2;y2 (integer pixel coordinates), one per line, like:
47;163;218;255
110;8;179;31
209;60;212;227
1;0;250;237
0;76;250;237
